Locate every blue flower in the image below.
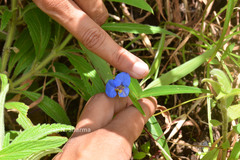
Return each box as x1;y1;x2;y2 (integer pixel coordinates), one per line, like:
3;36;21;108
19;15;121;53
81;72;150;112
105;72;131;98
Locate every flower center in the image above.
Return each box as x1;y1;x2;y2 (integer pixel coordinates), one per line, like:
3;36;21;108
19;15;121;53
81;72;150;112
115;85;125;94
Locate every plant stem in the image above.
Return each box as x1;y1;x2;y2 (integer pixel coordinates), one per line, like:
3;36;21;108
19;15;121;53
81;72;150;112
12;51;57;88
57;34;73;51
12;33;72;88
1;0;18;73
220;98;228;160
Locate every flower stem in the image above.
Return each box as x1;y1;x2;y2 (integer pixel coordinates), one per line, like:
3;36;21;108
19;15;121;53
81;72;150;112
1;0;18;73
11;33;73;88
220;98;228;160
12;50;57;88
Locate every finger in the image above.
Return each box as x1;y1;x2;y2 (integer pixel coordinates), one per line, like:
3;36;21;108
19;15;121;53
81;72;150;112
33;0;149;79
73;0;108;25
73;93;132;136
104;97;157;144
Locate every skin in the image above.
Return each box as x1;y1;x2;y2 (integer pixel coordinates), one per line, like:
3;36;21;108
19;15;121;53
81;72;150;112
32;0;156;159
33;0;149;79
53;93;157;160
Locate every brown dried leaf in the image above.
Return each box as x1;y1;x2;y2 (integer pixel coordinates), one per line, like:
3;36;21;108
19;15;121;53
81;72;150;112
167;114;187;140
157;105;172;134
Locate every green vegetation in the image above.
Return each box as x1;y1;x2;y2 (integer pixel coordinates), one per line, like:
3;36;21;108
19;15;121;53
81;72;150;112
0;0;240;159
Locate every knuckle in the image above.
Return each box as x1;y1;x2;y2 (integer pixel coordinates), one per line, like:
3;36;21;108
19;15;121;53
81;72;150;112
111;48;127;67
81;27;106;50
35;0;73;21
94;12;109;25
35;0;61;10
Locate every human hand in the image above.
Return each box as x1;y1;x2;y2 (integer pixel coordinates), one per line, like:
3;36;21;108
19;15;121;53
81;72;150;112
33;0;149;79
53;93;157;160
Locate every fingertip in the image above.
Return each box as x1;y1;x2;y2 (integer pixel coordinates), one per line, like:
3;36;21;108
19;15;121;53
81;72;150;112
130;61;149;79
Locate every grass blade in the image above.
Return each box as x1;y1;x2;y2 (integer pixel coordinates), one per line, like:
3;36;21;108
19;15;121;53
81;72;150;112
146;116;171;160
129;91;145;116
140;85;206;98
102;23;177;36
129;78;142;98
146;47;215;89
108;0;153;13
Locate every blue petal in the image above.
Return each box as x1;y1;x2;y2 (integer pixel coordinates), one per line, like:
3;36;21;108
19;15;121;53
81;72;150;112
105;79;118;98
118;87;130;97
115;72;131;87
107;79;121;88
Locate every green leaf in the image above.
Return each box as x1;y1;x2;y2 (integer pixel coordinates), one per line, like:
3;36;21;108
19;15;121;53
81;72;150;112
227;104;240;122
108;0;153;13
23;8;51;60
202;78;222;95
11;123;74;145
0;8;12;31
146;116;171;160
140;85;205;98
46;72;91;100
66;53;105;97
80;44;113;84
129;91;145;116
5;102;33;129
129;78;142;98
133;151;146;159
229;142;240;160
210;69;232;94
221;43;235;60
0;136;67;160
222;140;230;149
2;132;10;149
0;74;9;150
233;124;240;134
8;29;34;76
141;33;165;85
102;23;177;36
25;148;62;160
210;119;222;126
201;148;219;160
140;141;150;153
146;47;215;89
21;91;71;124
3;131;19;149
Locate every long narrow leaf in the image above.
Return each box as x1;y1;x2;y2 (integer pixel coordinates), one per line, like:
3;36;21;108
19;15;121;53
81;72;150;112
66;53;105;97
23;8;51;60
146;116;171;160
102;23;177;36
129;91;145;116
229;142;240;160
0;74;9;150
140;85;206;98
141;33;165;85
80;44;113;84
146;47;215;89
129;78;142;98
108;0;153;13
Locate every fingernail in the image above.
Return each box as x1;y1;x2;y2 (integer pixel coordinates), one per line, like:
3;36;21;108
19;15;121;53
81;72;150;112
132;61;149;78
